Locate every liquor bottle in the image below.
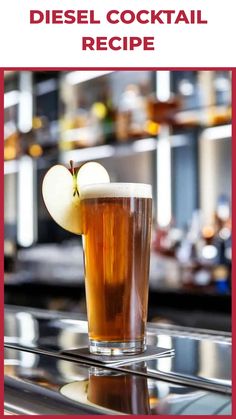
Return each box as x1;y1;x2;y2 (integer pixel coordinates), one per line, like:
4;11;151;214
4;112;20;161
60;98;105;150
214;71;231;106
4;127;20;161
177;210;224;290
211;195;231;293
116;84;148;142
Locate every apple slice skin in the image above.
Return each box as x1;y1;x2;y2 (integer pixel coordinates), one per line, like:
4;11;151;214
42;165;83;235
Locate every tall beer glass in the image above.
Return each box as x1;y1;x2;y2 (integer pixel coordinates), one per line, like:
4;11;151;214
80;183;152;355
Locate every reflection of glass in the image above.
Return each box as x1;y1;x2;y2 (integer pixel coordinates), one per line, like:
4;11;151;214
81;183;152;355
87;368;151;414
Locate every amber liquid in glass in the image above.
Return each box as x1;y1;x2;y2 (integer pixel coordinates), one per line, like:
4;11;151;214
81;192;152;354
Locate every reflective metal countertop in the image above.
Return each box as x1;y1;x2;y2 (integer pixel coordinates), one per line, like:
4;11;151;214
4;305;232;415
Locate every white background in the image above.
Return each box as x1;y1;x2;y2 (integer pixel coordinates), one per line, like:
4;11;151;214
0;0;235;67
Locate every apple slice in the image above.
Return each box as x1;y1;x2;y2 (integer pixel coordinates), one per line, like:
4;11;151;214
77;161;110;191
42;164;82;235
42;162;110;235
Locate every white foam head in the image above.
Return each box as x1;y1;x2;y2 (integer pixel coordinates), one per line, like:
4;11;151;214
80;183;152;200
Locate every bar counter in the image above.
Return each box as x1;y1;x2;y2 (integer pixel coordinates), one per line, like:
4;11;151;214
4;305;231;415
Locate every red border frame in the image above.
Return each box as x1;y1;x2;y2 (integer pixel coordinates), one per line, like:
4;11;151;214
1;68;234;418
0;69;4;417
231;69;235;419
3;67;233;71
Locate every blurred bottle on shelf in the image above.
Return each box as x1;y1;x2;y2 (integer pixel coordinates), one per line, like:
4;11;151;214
59;77;110;149
31;73;60;155
214;71;231;106
20;127;42;158
214;194;231;231
4;239;16;273
34;115;59;154
152;223;182;289
213;265;230;294
60;105;104;150
180;202;231;293
100;96;116;144
147;95;180;125
169;71;232;127
152;198;231;294
116;84;149;142
198;71;231;126
171;71;201;110
18;115;59;159
176;210;212;289
4;123;20;161
211;195;231;293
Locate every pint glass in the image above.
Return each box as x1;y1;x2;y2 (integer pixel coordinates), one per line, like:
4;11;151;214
80;183;152;355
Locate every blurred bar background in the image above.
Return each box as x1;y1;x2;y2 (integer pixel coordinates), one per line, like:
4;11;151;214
4;70;232;331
